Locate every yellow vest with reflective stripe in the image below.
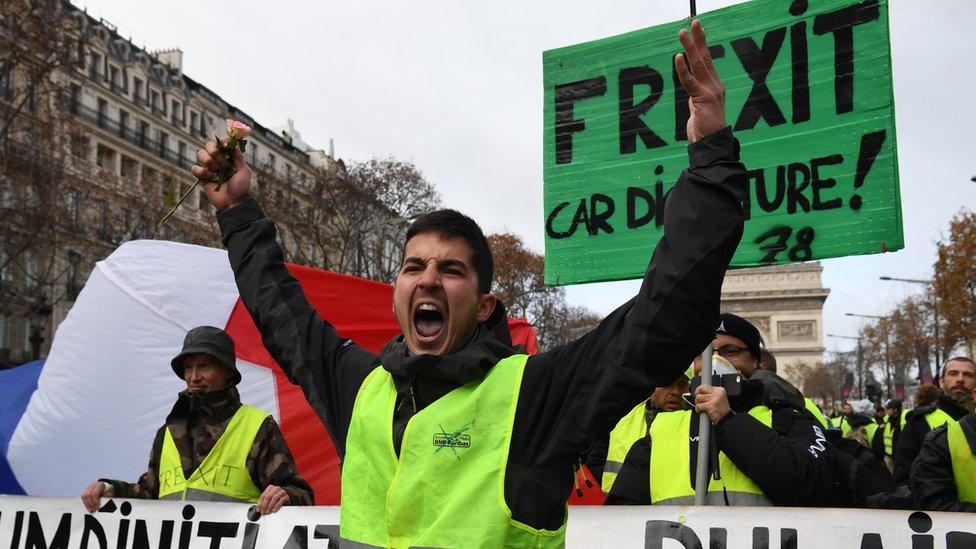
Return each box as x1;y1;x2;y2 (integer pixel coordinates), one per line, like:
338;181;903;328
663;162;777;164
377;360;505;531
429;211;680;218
649;407;773;505
158;404;267;503
883;419;895;456
947;419;976;504
803;398;829;429
340;355;565;549
838;416;852;437
602;401;648;493
882;409;910;456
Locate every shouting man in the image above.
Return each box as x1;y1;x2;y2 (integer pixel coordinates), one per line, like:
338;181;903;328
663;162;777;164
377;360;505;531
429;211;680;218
193;22;744;547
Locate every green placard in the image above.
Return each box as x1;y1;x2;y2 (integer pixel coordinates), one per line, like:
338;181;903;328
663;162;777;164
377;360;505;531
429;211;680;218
542;0;902;285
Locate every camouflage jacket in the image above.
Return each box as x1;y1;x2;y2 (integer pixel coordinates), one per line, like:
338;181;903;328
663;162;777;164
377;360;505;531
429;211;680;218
101;385;314;504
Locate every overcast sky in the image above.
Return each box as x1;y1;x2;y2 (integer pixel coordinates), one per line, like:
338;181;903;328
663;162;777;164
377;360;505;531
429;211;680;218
76;0;976;361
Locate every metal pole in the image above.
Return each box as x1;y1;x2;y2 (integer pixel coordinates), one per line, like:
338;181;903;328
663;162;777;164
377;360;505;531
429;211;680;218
689;0;697;17
694;343;713;505
932;293;941;376
883;320;892;399
856;338;863;399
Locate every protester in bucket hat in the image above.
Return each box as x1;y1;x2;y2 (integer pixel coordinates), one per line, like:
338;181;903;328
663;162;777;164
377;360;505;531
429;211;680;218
82;326;312;513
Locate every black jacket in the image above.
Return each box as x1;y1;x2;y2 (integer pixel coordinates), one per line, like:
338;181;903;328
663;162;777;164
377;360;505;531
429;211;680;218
605;378;834;506
893;393;969;484
216;128;747;530
911;411;976;512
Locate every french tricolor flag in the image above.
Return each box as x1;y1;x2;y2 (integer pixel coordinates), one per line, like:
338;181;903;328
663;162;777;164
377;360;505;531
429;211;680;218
0;241;540;504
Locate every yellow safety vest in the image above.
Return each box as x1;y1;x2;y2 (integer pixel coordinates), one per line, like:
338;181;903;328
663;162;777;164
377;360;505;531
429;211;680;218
838;416;852;437
158;404;268;503
340;355;565;549
947;419;976;504
864;422;880;448
803;398;829;429
882;409;910;456
602;401;649;493
925;407;954;431
649;407;773;506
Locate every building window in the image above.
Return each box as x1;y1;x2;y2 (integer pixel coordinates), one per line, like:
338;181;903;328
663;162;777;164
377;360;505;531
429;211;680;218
68;83;81;113
133;77;144;105
137;119;149;148
198;188;210;211
0;68;12;100
92;199;107;236
159;175;174;205
23;251;37;294
189;111;198;132
96;143;116;171
158;131;169;159
0;176;11;208
24;184;38;208
246;141;257;165
71;134;89;158
0;312;8;353
109;65;120;88
0;245;12;290
26;75;36;111
66;250;81;300
90;52;103;79
150;89;160;112
120;155;138;180
22;317;32;357
67;189;79;224
119;109;130;134
96;97;108;128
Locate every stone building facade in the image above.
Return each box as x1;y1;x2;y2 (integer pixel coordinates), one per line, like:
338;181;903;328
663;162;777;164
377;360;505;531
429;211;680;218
721;262;830;386
0;4;381;367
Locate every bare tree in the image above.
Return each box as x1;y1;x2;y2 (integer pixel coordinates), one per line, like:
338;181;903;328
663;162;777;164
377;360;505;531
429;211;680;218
934;209;976;357
0;0;92;364
487;232;600;351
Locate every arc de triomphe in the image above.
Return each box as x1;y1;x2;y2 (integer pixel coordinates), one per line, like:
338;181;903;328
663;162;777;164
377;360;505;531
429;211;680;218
721;262;830;387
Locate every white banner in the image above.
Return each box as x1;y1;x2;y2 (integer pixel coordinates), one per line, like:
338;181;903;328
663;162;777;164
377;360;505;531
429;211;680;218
1;496;975;548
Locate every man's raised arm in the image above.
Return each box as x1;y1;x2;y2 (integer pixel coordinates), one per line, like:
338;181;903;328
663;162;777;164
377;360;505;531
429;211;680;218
193;141;378;452
511;21;748;479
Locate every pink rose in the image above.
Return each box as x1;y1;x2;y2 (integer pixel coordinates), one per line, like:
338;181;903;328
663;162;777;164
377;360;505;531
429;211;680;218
226;119;252;141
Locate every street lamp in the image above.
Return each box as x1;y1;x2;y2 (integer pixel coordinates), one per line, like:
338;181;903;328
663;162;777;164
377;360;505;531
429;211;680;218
879;275;941;371
845;312;893;400
827;333;864;399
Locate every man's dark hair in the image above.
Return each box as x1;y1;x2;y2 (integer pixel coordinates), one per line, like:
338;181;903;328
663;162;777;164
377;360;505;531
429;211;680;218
405;209;494;294
938;356;976;379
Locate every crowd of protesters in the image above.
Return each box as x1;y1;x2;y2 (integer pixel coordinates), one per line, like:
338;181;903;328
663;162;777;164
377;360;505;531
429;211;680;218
69;19;974;549
585;313;976;512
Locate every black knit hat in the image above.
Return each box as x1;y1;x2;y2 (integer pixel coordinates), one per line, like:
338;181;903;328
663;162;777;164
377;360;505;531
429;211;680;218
716;313;763;362
170;326;240;385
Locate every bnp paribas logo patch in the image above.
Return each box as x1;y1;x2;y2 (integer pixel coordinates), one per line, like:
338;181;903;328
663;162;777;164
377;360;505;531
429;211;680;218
433;421;473;460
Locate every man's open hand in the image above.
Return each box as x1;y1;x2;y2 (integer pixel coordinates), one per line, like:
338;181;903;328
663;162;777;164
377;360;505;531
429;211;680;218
674;20;726;143
192;139;251;213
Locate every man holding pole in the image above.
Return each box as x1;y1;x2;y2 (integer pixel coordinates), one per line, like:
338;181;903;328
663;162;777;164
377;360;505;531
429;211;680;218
194;21;742;548
605;315;834;506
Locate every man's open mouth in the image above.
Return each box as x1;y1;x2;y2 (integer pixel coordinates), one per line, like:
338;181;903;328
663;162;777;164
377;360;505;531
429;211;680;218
414;302;445;339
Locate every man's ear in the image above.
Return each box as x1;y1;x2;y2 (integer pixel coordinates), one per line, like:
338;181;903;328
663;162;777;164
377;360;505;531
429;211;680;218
476;293;497;323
